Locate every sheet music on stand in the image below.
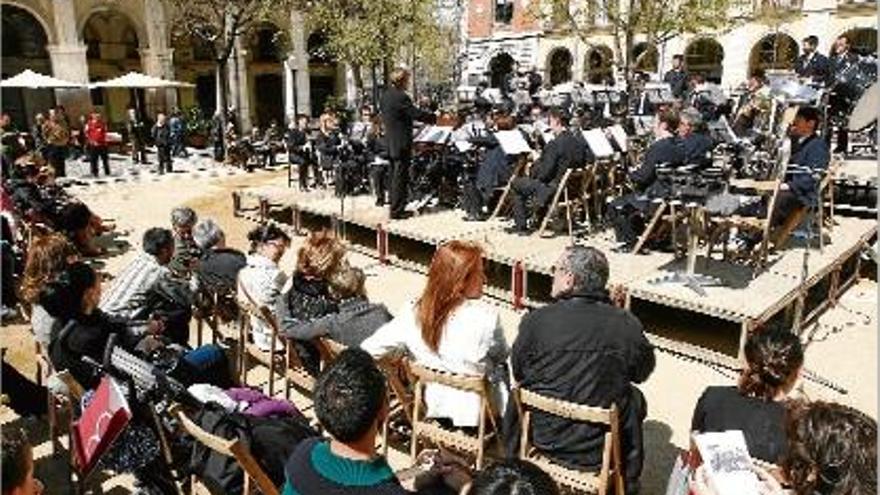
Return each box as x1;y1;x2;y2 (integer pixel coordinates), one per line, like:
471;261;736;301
454;140;473;153
494;130;533;155
607;125;629;152
582;128;616;158
414;125;453;144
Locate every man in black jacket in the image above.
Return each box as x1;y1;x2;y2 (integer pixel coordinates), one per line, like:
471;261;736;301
794;35;831;84
380;68;436;219
508;107;588;235
663;55;689;100
505;246;654;493
609;110;685;246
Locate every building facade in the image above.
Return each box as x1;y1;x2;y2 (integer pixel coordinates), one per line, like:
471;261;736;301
462;0;876;90
1;0;351;131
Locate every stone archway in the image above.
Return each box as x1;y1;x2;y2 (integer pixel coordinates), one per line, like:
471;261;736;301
248;23;286;128
547;47;573;86
585;45;614;84
685;37;725;83
749;32;799;74
488;52;515;89
307;31;340;116
632;42;659;74
82;9;146;125
1;4;53;127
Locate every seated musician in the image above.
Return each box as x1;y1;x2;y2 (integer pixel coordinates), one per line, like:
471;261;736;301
263;120;282;167
794;35;831;85
462;113;518;221
315;112;342;187
771;106;830;242
609;110;685;248
507;107;588;236
678;108;714;169
285;114;313;191
733;69;772;137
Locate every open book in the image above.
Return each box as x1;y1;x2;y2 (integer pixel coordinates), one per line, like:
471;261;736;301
692;431;761;495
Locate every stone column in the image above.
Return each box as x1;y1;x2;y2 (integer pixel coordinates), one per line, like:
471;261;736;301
142;0;177;114
227;38;252;133
289;11;311;117
47;0;90;119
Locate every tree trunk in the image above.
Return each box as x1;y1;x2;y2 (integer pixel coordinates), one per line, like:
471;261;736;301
351;62;365;106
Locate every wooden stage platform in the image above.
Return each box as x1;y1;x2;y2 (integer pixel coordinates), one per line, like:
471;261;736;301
234;183;876;364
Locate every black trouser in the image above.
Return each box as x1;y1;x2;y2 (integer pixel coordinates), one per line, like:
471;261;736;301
213;139;224;161
289;152;311;190
371;162;391;205
131;139;147;164
156;144;172;174
171;135;188;157
45;145;67;176
511;177;553;230
88;145;110;176
609;194;650;246
389;153;411;218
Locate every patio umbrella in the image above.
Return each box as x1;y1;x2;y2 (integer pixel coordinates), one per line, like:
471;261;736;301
89;71;194;89
1;69;85;89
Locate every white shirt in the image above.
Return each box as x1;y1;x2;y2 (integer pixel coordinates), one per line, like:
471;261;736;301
360;298;509;427
237;254;287;351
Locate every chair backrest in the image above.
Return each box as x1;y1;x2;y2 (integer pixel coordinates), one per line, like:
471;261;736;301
516;387;625;495
176;409;280;495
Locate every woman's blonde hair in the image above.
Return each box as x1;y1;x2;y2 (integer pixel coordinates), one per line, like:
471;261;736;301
296;229;347;280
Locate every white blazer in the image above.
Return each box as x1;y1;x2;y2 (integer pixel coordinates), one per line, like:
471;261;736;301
360;298;509;427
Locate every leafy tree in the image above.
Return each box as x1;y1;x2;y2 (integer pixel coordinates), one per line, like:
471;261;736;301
535;0;738;84
297;0;454;103
167;0;293;139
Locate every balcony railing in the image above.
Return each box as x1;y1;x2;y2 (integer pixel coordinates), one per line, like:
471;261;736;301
752;0;803;13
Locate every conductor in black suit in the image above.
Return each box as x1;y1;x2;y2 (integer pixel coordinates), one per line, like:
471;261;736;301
794;35;831;84
380;68;436;219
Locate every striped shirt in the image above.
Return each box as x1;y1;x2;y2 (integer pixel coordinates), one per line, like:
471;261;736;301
100;251;172;319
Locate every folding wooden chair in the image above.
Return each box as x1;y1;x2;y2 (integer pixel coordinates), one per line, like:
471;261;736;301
515;387;625;495
705;154;792;272
490;156;530;220
237;280;315;399
537;167;589;239
176;409;280;495
408;362;499;469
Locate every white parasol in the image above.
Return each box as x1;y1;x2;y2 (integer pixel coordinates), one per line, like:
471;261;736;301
0;69;85;89
89;71;194;89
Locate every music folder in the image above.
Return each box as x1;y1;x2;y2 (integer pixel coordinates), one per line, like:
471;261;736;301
607;125;629;152
414;126;453;144
72;376;132;475
582;129;615;158
494;130;533;155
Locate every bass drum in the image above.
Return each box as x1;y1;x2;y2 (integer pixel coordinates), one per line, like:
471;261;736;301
848;81;880;131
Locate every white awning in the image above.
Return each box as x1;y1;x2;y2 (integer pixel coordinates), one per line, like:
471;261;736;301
89;71;195;89
0;69;85;89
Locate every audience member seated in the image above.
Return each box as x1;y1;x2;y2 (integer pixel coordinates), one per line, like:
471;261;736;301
691;330;803;464
361;240;509;428
168;206;200;278
19;232;79;346
467;460;559;495
783;400;876;495
100;227;193;345
284;263;391;349
191;218;246;318
42;262;165;389
238;224;291;351
504;246;654;494
282;348;470;494
507;107;588;235
1;428;44;495
609;109;685;247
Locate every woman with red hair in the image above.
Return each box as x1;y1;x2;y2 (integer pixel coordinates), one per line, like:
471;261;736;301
361;240;508;427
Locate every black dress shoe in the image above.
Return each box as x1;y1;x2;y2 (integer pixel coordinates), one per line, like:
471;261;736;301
504;226;531;236
463;212;487;222
390;211;413;220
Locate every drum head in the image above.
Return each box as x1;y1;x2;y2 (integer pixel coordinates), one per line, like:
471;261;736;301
848;81;880;131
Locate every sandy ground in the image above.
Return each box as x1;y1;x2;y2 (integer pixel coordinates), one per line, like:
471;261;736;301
1;166;875;493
